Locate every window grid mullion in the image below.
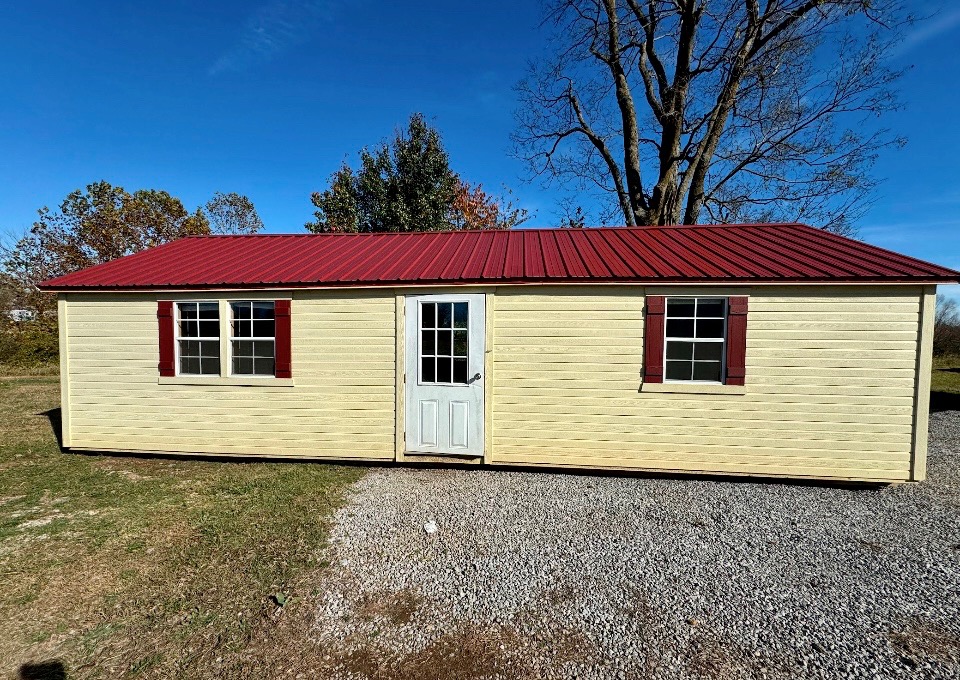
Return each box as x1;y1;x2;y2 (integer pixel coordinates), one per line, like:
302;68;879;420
663;297;727;384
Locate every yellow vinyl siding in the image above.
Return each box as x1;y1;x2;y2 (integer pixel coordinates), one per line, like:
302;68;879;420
61;283;929;482
63;290;396;460
490;285;923;482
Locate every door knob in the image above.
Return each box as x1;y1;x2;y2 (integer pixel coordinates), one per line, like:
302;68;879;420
472;373;481;382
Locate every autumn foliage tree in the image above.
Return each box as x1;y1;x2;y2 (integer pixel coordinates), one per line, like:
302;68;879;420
307;114;529;233
2;181;262;314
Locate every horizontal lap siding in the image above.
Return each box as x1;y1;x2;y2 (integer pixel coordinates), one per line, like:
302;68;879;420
65;290;395;459
490;285;921;482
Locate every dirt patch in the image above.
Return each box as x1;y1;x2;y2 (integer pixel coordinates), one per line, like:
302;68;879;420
889;618;960;666
357;589;422;626
329;623;536;680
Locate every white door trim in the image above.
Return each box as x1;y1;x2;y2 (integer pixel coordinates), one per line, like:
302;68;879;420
404;293;485;456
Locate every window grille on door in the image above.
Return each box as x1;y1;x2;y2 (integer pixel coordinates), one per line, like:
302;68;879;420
420;301;469;384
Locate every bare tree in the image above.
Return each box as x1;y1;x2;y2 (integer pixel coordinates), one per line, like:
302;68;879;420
514;0;910;233
935;294;960;356
203;192;264;235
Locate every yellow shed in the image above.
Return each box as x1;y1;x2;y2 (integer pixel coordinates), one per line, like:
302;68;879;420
39;224;959;483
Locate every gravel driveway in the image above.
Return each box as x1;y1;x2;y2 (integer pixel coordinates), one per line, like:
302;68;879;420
310;413;960;679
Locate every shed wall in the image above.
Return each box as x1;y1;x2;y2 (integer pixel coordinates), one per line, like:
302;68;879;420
490;285;923;482
61;284;927;481
63;290;396;460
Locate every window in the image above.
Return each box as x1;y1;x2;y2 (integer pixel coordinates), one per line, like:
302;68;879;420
420;301;469;384
177;302;220;376
664;297;726;383
231;301;276;376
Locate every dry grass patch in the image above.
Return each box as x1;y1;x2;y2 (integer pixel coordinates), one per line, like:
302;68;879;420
0;375;364;679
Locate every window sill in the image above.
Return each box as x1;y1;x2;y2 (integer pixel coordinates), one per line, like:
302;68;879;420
159;376;295;387
641;382;745;395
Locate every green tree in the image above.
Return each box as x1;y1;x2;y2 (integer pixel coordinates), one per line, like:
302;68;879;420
307;114;529;233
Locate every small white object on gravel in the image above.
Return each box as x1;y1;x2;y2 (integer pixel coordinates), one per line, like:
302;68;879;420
311;413;960;678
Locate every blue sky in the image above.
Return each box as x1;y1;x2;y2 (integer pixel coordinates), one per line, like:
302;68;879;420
2;1;959;291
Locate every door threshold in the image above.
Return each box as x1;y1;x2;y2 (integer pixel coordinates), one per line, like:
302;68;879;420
403;451;483;465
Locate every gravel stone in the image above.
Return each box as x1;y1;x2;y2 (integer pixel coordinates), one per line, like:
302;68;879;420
311;412;960;678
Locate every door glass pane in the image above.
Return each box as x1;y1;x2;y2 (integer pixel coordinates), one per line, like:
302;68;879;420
437;357;452;383
453;330;468;357
453;358;468;384
421;330;435;355
437;330;452;356
437;303;452;328
421;303;435;329
453;302;468;328
421;357;435;383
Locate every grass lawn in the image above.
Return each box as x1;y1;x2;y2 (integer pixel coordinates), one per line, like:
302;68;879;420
932;355;960;394
0;372;364;679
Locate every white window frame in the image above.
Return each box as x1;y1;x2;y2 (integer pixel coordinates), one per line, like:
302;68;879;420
663;296;728;384
175;301;221;377
417;298;472;387
229;301;277;378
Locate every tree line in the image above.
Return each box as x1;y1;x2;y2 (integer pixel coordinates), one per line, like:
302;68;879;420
1;0;918;366
0;114;531;324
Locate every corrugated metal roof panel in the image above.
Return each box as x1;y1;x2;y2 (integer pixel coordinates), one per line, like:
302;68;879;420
38;223;960;291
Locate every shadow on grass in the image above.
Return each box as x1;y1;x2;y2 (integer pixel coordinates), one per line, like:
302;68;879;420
42;407;63;450
19;660;66;680
930;392;960;413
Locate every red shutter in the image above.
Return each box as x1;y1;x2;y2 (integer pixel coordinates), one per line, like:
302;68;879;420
275;299;292;379
643;295;666;384
725;296;748;386
158;300;175;376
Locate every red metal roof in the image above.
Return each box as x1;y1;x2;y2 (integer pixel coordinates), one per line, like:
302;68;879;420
38;223;960;291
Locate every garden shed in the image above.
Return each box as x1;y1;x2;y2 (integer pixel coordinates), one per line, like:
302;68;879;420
40;223;958;483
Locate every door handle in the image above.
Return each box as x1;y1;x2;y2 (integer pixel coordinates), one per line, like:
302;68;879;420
468;373;481;384
473;373;481;381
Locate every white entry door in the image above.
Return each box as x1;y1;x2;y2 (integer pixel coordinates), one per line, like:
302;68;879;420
405;294;485;456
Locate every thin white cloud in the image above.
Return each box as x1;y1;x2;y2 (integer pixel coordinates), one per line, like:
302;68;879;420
859;219;960;247
890;8;960;58
209;0;335;75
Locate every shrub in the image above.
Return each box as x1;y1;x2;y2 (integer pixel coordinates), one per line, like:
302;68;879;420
0;319;59;367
